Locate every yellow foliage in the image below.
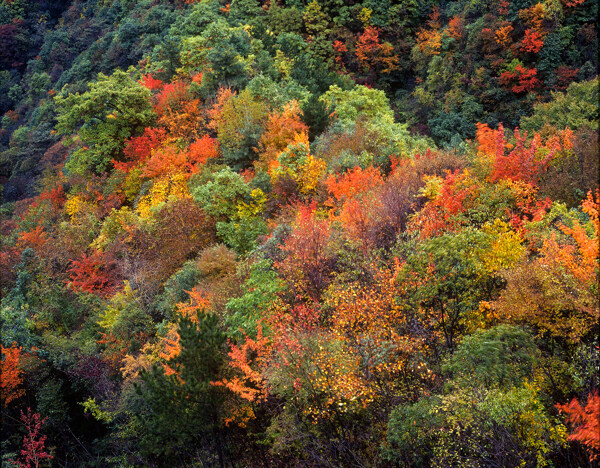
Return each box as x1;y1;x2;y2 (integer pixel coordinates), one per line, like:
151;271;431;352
64;194;97;224
136;172;190;219
479;219;526;272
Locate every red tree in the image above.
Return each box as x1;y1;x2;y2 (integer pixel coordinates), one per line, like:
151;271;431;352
558;391;600;461
14;408;53;468
68;250;120;298
1;343;25;405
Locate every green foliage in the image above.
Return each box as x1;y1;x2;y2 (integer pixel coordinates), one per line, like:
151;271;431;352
214;89;269;169
386;385;567;467
135;311;227;461
443;325;538;389
225;259;284;338
521;78;599;132
403;229;504;350
55;69;155;175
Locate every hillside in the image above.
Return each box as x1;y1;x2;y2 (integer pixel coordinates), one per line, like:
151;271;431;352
1;0;599;466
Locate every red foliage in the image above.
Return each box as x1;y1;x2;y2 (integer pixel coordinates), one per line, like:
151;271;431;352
499;65;541;93
325;165;383;206
16;226;47;251
1;343;25;405
139;74;164;90
332;40;348;68
256;101;308;171
557;391;600;461
276;203;334;300
39;185;66;213
520;29;544;53
117;127;168;173
447;15;464;41
408;169;479;239
68;250;120;298
14;409;53;468
490;128;559;185
555;66;579;90
187;135;219;169
154;81;189;117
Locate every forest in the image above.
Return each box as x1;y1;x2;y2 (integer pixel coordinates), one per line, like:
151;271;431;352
0;0;598;466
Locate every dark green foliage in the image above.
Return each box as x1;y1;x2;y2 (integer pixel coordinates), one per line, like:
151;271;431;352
135;312;228;464
443;325;538;389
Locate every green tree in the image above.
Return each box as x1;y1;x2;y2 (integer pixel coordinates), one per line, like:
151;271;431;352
55;69;155;175
521;78;599;132
136;311;228;465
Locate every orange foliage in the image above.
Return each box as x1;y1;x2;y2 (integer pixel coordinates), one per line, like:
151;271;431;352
213;323;271;402
332;40;348;68
68;250;120;298
156;288;211;376
495;24;514;46
207;87;236;131
276;203;334;300
476;122;507;157
324;265;429;403
1;343;25;405
562;0;585;7
519;3;547;34
117;127;168;173
540;190;599;283
520;28;544;53
256;101;308;171
38;185;66;213
16;226;47;251
139;74;164;91
187;135;219;167
176;287;211;323
490;127;560;185
97;332;128;368
355;27;399;74
447;15;464;41
325;165;383;206
154;81;202;140
408;169;480;239
557;390;600;461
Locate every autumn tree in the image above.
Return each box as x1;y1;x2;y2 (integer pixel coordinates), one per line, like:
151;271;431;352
1;343;25;405
13;409;53;468
558;391;600;461
276;203;335;301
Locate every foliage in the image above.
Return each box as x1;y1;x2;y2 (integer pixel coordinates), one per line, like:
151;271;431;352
55;70;155;175
0;0;597;465
557;391;600;461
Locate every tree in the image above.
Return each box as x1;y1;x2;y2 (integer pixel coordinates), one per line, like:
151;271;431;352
276;203;335;301
67;250;120;298
558;391;600;461
55;70;155;175
210;89;268;170
1;343;25;405
255;100;308;172
355;27;399;76
136;310;228;465
13;409;53;468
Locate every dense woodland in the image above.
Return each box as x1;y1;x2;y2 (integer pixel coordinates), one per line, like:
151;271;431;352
0;0;599;466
